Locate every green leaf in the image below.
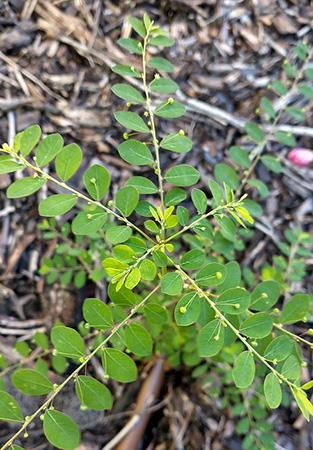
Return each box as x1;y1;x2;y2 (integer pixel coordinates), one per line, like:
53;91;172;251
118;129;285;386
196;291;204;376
214;163;239;190
125;267;141;290
215;216;237;242
155;100;186;118
7;177;45;198
197;319;224;357
208;179;224;204
36;133;64;166
150;77;178;93
111;64;141;78
15;341;31;357
165;188;187;206
160;133;192;153
43;410;81;450
216;287;250;315
106;226;132;244
148;57;174;72
111;84;145;103
0;391;23;423
34;331;49;350
272;80;287;95
191;188;207;214
125;176;157;194
114;111;149;133
152;250;168;267
83;164;110;201
139;259;156;281
165;164;200;187
233;351;255;388
264;336;292;362
181;249;205;270
118;38;142;54
39;194;77;217
298;83;313;99
249;280;280;311
112;244;136;263
245;121;264;143
175;292;200;326
280;294;309;324
20;125;41;156
286;107;305;122
11;369;53;396
274;130;296;147
261;155;282;173
264;373;282;409
118;140;154;165
125;237;146;255
247;179;269;197
103;348;137;382
149;36;174;47
108;283;136;307
76;376;112;410
128;17;145;38
102;258;128;277
51;326;85;358
177;205;189;226
116;186;139;217
55;144;82;181
83;298;113;331
229;146;250;168
196;263;226;287
240;312;273;338
282;355;300;379
305;68;313;80
260;97;275;118
161;272;183;296
144;303;168;324
217;261;241;293
9;446;24;450
72;211;107;235
0;156;25;174
125;323;152;356
291;387;313;421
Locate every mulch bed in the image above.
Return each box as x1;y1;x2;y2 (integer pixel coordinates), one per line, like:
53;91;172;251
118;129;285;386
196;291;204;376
0;1;312;449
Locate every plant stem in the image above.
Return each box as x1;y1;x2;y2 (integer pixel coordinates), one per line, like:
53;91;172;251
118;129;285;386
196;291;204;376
0;285;160;450
165;254;298;390
141;26;167;274
2;148;156;246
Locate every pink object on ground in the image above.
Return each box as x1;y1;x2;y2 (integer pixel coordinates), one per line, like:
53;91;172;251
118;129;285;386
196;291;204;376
288;148;313;167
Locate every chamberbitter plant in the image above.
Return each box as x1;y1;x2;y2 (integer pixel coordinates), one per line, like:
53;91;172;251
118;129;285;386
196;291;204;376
0;14;313;450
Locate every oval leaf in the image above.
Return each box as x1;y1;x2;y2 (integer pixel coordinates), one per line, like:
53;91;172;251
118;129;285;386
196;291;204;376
165;165;200;187
51;326;85;359
103;348;137;383
0;391;23;423
83;164;110;201
55;144;82;181
83;298;113;331
233;351;255;388
36;133;64;166
76;376;112;410
240;312;273;339
39;194;77;217
7;177;45;198
197;319;224;357
43;410;81;450
11;369;53;396
264;373;282;409
118;140;154;165
125;323;152;356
